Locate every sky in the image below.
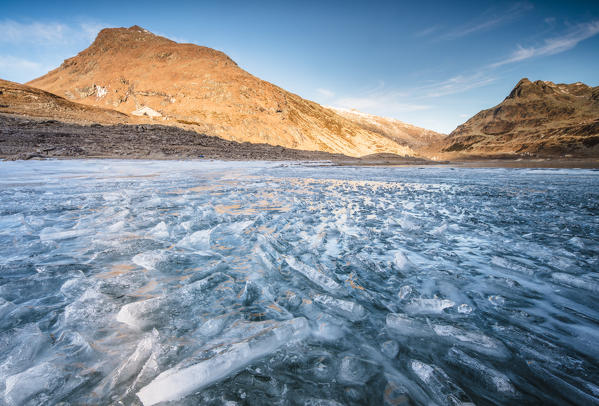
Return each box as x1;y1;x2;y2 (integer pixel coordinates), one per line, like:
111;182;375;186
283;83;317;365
1;0;598;133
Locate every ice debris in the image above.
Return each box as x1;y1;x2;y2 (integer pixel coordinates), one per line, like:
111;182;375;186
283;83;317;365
4;362;64;405
446;347;516;395
404;298;455;315
386;313;432;337
136;317;309;405
285;256;343;295
433;324;509;358
410;360;475;406
380;340;399;359
313;294;366;321
337;355;379;385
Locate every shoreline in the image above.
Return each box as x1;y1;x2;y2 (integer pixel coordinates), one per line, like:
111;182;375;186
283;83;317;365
333;158;599;169
3;155;598;169
1;114;597;168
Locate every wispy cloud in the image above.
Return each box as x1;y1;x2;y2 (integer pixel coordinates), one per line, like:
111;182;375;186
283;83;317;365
440;2;532;40
332;82;427;114
0;20;69;44
316;88;335;98
0;20;108;82
414;25;442;38
79;22;107;41
419;74;497;98
0;55;51;82
0;20;105;45
0;55;42;70
490;19;599;67
326;71;496;119
153;30;189;44
333;95;431;113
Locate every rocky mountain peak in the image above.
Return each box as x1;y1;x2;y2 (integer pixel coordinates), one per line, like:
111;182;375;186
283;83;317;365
441;78;599;158
506;77;595;101
507;78;555;100
86;25;173;54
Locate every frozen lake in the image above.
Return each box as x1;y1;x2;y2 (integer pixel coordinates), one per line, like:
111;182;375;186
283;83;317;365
1;160;598;405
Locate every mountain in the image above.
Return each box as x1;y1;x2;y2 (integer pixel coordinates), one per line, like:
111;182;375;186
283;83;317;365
438;78;599;158
1;78;430;163
0;78;128;124
0;79;344;161
27;25;430;157
327;107;445;151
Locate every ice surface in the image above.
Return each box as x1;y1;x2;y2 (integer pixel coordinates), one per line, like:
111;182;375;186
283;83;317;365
303;398;345;406
285;255;343;294
4;362;64;405
105;329;160;391
445;348;516;395
1;160;598;405
386;313;432;337
380;340;399;358
198;317;227;337
132;250;166;270
393;250;413;271
177;228;212;251
337;355;379;385
117;272;230;329
117;296;163;329
552;272;599;293
404;298;455;314
313;293;366;321
148;221;169;240
398;285;413;300
136;317;309;405
433;324;509;358
457;304;473;314
488;295;505;306
410;360;475;405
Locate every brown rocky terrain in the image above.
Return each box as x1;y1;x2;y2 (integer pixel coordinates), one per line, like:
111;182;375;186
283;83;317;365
0;113;335;160
434;78;599;159
0;113;438;165
0;79;335;160
26;25;428;157
328;107;445;151
0;77;431;163
0;78;129;124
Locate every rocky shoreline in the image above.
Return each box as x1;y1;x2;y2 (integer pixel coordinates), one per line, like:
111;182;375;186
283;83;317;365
0;114;438;164
0;114;345;161
2;114;598;168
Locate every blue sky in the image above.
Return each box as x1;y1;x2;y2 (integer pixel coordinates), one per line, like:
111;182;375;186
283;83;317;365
1;0;598;133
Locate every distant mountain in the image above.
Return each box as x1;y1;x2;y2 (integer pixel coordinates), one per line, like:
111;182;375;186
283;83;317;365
0;79;128;124
26;25;433;157
327;107;445;151
438;78;599;158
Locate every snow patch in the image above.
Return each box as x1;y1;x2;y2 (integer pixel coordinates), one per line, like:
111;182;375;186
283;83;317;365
132;106;162;118
96;85;107;98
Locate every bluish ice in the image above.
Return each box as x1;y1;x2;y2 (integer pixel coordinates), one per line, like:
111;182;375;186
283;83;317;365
0;160;598;405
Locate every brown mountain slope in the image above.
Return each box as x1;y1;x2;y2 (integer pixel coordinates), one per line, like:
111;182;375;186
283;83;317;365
435;78;599;158
0;79;352;161
328;107;445;150
27;25;419;157
0;79;129;124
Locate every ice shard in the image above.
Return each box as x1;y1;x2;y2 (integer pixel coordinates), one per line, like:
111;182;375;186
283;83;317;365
136;317;309;405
